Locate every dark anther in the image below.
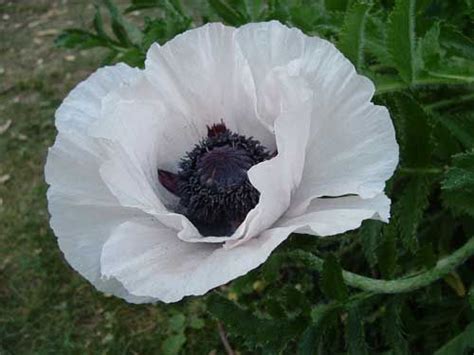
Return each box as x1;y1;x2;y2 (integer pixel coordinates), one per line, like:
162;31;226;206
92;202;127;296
158;121;271;236
207;120;227;138
158;169;179;195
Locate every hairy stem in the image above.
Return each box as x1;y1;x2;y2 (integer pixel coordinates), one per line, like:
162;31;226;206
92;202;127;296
286;237;474;294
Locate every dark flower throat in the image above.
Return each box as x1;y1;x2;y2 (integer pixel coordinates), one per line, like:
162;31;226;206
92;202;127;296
158;122;271;236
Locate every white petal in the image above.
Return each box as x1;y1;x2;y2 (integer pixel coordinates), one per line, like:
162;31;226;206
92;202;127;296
145;22;275;149
100;218;293;302
48;197;153;303
278;193;391;236
236;21;398;216
46;64;151;303
289;102;398;216
226;66;313;248
55;63;140;135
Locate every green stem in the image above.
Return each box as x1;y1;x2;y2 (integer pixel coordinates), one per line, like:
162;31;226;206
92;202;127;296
374;77;473;96
426;92;474;111
286;237;474;294
398;167;444;175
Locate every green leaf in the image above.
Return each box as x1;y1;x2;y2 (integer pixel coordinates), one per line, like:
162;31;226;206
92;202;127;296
440;25;474;61
325;0;348;12
418;22;441;70
103;0;142;46
338;1;371;69
437;113;474;149
142;17;191;48
359;220;383;269
387;0;419;83
118;47;146;67
161;334;186;355
395;94;433;168
383;299;409;355
125;0;160;12
244;0;264;20
377;224;398;279
365;14;395;67
394;177;433;250
434;322;474;355
208;0;249;25
442;150;474;216
346;304;369;355
93;5;108;39
427;67;474;84
168;313;186;333
320;254;349;302
54;29;107;49
207;293;305;352
299;303;341;355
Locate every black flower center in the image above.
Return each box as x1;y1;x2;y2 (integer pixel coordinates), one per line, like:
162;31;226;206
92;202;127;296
158;122;271;236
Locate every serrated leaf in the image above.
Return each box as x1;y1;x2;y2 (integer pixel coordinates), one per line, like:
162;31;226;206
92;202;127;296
377;224;398;278
440;25;474;61
207;293;305;352
387;0;419;83
365;14;395;67
338;1;371;69
346;304;369;355
442;150;474;216
244;0;264;20
395;177;432;250
418;22;441;70
395;94;433;168
299;303;341;355
209;0;249;25
359;220;382;269
383;299;409;355
118;47;146;67
320;254;349;302
103;0;142;46
434;322;474;355
437;113;474;149
55;29;107;49
93;5;108;39
267;0;290;22
427;67;474;84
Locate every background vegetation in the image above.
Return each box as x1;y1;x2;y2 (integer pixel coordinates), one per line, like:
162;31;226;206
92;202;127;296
1;0;474;353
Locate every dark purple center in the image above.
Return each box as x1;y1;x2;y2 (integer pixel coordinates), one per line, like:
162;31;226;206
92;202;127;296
158;122;271;236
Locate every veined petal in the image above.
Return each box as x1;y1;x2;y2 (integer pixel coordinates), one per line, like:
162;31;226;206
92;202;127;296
100;218;291;302
226;65;313;248
46;64;154;302
235;21;398;216
145;22;275;149
277;193;391;236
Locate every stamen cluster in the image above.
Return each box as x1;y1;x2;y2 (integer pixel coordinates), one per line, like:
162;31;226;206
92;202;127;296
159;122;271;236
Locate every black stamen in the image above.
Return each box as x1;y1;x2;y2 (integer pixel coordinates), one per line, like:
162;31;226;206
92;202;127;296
158;121;271;236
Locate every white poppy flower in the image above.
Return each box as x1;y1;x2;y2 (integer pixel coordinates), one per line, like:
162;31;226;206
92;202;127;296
45;21;398;303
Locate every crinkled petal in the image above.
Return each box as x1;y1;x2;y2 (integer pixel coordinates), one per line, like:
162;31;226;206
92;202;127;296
46;64;153;303
226;65;313;248
277;193;391;235
235;21;398;216
145;22;275;149
100;218;292;302
55;63;140;135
